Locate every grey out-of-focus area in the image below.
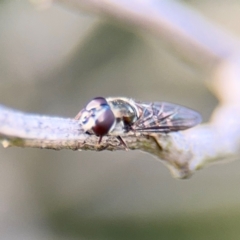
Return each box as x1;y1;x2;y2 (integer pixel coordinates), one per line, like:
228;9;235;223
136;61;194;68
1;0;240;239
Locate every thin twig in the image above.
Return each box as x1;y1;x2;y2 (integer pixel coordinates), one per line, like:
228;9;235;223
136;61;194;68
1;104;240;179
54;0;240;69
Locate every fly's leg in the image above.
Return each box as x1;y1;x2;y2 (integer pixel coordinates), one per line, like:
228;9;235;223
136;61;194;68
117;136;128;150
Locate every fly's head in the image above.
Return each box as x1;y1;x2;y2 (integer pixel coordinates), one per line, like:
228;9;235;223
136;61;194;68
75;97;115;138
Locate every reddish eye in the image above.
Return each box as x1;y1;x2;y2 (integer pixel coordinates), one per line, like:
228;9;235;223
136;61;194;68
92;105;115;137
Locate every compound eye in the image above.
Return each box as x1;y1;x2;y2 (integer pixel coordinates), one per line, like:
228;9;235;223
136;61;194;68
85;97;108;111
92;105;115;137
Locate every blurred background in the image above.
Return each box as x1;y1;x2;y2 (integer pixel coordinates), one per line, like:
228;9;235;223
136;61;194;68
0;0;240;239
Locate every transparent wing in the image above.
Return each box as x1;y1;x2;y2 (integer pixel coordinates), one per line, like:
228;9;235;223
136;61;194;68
132;102;202;133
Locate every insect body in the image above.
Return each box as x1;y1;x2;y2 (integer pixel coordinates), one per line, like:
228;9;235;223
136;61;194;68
75;97;202;146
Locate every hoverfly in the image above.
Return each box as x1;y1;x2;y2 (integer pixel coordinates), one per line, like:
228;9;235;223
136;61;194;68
75;97;202;147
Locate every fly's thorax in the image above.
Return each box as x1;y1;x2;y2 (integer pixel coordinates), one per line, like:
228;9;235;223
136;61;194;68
107;97;140;126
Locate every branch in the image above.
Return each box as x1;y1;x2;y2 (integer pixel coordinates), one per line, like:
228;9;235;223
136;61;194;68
1;104;240;179
0;104;162;151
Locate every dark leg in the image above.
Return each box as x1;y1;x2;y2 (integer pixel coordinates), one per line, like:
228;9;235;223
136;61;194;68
98;136;103;144
117;136;128;150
